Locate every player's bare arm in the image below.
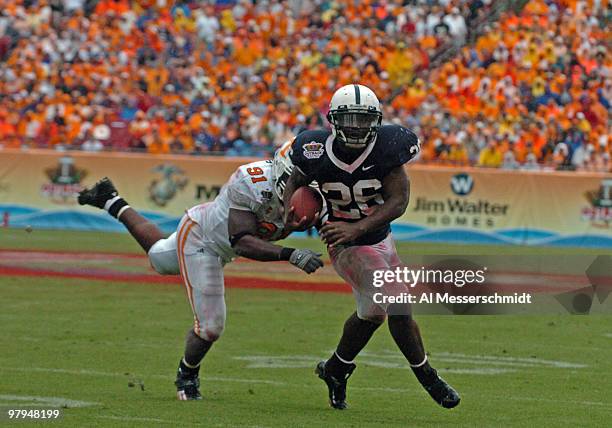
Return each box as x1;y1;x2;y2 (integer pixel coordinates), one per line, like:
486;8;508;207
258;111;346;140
228;208;323;273
320;165;409;246
228;208;292;261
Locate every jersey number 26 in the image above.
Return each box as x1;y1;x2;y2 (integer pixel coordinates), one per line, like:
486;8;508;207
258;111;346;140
321;179;383;220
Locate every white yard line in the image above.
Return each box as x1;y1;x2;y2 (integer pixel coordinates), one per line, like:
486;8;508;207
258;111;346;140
0;366;412;393
507;396;612;408
96;415;179;425
14;335;611;353
0;366;285;384
413;337;609;352
235;356;516;374
432;368;517;375
4;366;133;378
0;394;99;408
361;350;587;368
433;352;588;368
206;376;286;386
18;336;171;350
235;352;585;371
97;417;268;428
357;359;518;373
2;364;610;409
234;355;322;360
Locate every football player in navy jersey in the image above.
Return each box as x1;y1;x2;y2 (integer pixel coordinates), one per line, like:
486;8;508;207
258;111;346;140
282;84;460;410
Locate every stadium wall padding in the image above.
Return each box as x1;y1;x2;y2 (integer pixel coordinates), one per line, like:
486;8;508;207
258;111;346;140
0;149;610;247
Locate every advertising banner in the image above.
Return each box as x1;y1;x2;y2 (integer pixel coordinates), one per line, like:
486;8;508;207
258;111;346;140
399;167;611;247
0;150;610;247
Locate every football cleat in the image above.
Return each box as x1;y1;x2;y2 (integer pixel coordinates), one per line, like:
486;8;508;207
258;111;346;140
174;361;202;401
315;361;356;410
77;177;118;208
421;369;460;409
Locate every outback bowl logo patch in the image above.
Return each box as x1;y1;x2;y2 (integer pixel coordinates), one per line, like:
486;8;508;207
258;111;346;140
303;141;324;159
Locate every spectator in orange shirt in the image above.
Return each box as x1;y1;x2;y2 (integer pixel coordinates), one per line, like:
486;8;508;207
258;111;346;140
144;126;169;155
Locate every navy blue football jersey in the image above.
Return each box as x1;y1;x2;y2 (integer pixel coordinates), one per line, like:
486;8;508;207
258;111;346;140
289;124;420;245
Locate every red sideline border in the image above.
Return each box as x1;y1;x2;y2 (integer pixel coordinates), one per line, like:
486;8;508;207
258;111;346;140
0;265;351;294
0;248;328;264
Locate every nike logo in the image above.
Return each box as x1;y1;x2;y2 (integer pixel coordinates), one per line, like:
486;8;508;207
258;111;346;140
362;165;375;171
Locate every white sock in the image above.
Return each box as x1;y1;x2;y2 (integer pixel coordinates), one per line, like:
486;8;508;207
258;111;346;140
335;351;354;365
410;355;428;368
182;358;200;369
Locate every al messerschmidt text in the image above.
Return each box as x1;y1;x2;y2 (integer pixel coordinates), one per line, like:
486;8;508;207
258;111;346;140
373;292;532;305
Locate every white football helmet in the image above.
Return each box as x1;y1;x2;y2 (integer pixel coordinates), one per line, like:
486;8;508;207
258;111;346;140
272;140;323;219
327;84;382;149
272;140;294;200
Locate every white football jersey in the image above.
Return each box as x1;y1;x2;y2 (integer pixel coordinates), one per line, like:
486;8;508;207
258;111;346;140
187;159;287;261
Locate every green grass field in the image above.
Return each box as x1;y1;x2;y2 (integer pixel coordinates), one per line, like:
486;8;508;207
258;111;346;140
1;228;611;427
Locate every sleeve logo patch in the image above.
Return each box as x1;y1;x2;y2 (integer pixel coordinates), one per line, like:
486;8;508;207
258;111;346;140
303;141;324;159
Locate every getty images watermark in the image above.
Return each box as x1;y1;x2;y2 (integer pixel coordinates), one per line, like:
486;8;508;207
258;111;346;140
367;255;611;315
371;266;533;306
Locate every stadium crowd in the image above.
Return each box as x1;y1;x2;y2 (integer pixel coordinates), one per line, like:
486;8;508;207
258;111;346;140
0;0;609;172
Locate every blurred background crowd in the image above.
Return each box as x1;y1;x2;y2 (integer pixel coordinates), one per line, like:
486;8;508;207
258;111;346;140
0;0;609;171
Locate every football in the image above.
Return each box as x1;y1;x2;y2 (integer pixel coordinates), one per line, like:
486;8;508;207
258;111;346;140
289;186;323;226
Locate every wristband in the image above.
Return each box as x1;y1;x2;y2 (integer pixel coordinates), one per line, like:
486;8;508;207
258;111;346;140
279;247;295;261
107;198;129;219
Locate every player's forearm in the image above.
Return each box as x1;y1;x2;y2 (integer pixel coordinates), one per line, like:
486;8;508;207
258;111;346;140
354;197;408;233
354;166;410;234
233;235;294;262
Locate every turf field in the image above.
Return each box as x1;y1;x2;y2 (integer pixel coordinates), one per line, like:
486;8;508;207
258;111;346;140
1;228;611;427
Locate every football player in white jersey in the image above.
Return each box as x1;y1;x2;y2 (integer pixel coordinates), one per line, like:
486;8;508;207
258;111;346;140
77;156;323;401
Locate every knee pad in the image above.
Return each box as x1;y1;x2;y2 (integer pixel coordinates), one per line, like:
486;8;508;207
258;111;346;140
148;237;180;275
357;313;387;325
197;319;225;342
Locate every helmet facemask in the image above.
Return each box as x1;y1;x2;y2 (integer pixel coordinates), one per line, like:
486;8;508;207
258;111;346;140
272;144;294;201
328;108;382;150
